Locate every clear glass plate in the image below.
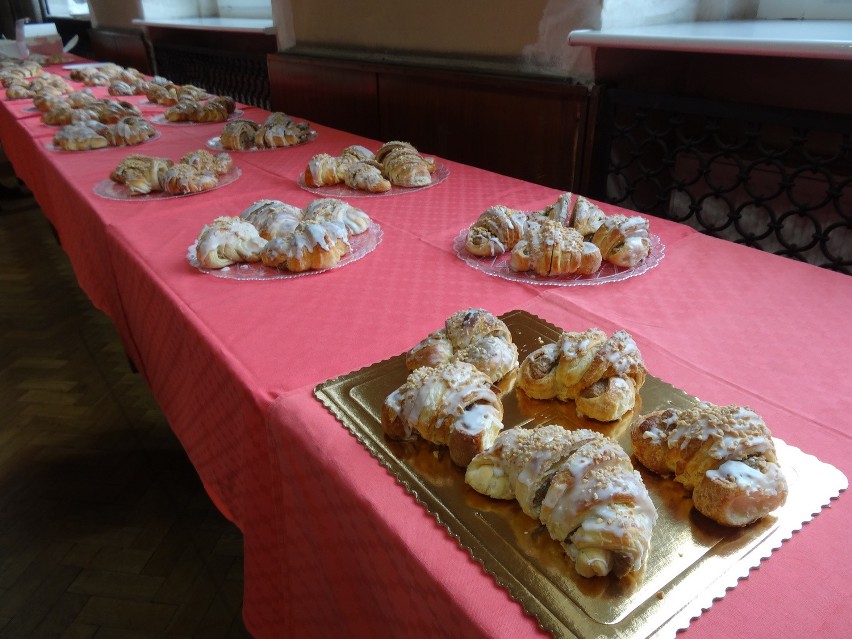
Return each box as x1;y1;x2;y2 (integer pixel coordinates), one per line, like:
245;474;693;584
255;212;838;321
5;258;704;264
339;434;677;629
151;109;244;126
297;163;450;198
453;228;665;286
206;130;318;152
44;129;161;152
186;221;383;280
92;166;241;201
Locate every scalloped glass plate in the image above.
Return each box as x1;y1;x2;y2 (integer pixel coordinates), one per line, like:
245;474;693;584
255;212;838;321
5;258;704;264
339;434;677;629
92;166;241;201
186;221;383;280
297;163;450;198
44;129;161;152
151;109;244;126
62;62;105;70
453;228;665;287
206;130;317;152
140;93;214;106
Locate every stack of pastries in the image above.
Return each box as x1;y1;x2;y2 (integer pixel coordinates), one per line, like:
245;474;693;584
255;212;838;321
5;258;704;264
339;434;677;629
0;58;44;92
4;71;73;100
109;149;233;195
377;308;789;581
303;141;436;192
42;97;141;126
464;192;653;275
193;197;372;272
219;112;314;150
53;116;157;151
382;309;518;466
163;95;236;123
145;81;207;105
68;63;140;87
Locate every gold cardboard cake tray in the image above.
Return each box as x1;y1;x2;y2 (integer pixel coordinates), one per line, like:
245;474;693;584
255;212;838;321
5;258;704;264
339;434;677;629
314;310;847;639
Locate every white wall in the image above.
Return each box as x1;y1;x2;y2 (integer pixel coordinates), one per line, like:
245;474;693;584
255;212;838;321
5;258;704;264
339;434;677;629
275;0;736;83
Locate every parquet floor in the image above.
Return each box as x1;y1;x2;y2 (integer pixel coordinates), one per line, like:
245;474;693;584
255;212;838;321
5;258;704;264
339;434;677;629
0;158;251;638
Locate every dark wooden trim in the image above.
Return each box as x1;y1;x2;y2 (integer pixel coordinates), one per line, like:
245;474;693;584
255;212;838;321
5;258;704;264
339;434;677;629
594;48;852;117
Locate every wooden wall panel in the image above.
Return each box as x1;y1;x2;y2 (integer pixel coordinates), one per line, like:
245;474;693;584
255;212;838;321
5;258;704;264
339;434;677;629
267;52;592;192
378;70;587;190
89;28;152;75
267;56;380;141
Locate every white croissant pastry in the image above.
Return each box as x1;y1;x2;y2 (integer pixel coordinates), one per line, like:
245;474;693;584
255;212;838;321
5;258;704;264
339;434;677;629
406;308;519;387
195;216;267;268
592;214;652;267
303;198;371;235
382;361;504;467
510;220;602;276
465;205;529;257
260;219;351;272
466;425;657;578
568;195;607;238
631;403;788;526
518;328;646;422
240;199;304;239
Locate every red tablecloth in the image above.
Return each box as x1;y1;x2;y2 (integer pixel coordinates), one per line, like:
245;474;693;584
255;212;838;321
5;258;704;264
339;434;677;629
2;63;849;639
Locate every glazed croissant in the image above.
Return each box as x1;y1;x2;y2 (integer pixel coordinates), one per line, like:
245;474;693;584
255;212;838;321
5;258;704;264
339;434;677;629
406;308;519;387
465;205;529;257
105;116;156;146
342;160;391;193
303;198;372;235
52;122;109;151
518;328;646;422
631;403;788;526
239;199;304;239
195;216;267;269
260;219;351;272
254;112;312;147
5;83;33;99
162;164;219;195
165;96;234;123
510;220;602;277
466;425;657;578
530;192;572;227
110;155;174;195
304;146;390;192
375;140;434;188
220;119;260;150
568;195;607;238
382;361;505;467
179;149;233;176
592;214;652;268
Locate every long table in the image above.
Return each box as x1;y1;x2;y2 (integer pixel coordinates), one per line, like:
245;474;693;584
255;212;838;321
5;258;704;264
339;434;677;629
2;63;850;639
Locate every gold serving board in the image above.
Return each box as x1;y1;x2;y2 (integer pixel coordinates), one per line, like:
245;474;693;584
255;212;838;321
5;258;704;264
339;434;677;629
315;310;847;638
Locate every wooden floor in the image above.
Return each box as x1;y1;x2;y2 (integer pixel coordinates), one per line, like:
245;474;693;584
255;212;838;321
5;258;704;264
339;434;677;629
0;161;250;637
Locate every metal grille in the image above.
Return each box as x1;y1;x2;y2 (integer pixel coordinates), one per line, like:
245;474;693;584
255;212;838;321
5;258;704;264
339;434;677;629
153;44;271;110
593;89;852;274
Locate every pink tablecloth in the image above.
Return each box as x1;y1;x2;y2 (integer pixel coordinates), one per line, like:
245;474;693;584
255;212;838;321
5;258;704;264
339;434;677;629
2;64;850;639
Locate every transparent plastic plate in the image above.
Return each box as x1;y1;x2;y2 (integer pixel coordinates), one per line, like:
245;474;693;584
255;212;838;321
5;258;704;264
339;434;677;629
206;130;317;152
297;163;450;198
151;109;244;126
92;166;241;201
45;129;160;152
453;228;665;286
186;221;383;280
